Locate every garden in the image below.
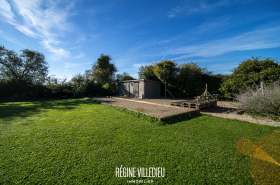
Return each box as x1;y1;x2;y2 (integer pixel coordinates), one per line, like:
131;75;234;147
1;45;280;184
1;98;279;184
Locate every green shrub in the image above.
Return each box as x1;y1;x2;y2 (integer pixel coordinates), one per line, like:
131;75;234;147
103;82;117;95
174;62;224;97
220;57;280;99
138;65;159;81
84;81;100;96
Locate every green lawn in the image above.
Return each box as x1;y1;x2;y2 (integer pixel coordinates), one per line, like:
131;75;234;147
0;98;279;184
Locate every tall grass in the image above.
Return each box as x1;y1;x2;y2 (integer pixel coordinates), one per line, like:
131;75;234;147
233;79;280;118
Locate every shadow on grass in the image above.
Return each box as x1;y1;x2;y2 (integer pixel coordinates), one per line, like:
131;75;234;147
0;98;101;122
159;111;203;125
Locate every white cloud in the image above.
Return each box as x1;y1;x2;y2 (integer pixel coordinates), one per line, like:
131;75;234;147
168;6;181;18
157;39;172;45
41;40;70;60
116;18;149;30
63;62;82;69
132;63;151;69
88;34;99;41
76;34;86;43
193;16;231;34
86;1;115;16
161;46;173;61
75;52;85;59
168;0;230;18
0;0;14;20
0;16;37;38
171;26;280;59
0;0;75;59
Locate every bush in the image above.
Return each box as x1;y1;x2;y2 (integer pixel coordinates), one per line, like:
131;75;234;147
233;79;280;118
220;57;280;100
84;81;100;96
69;82;86;98
173;62;224;97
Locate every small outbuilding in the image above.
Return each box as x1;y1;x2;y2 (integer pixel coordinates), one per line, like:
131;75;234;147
118;79;162;99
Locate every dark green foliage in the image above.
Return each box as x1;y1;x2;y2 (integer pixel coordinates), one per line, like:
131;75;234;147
102;82;117;95
0;48;118;100
0;45;49;98
45;73;111;98
154;60;179;86
45;78;69;98
63;82;86;98
175;62;205;96
84;80;101;96
101;72;135;96
220;57;280;99
116;72;135;82
0;79;52;98
173;62;226;97
138;61;223;97
0;45;48;84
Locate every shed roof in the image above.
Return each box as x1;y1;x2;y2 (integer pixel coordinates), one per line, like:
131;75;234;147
120;79;163;83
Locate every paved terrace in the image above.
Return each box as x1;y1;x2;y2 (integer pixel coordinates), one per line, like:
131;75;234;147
94;97;199;120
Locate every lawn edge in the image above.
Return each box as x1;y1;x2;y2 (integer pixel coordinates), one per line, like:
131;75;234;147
87;98;203;125
87;98;161;123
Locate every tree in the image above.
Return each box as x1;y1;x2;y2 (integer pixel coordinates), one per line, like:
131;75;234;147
0;45;49;85
175;62;203;96
138;65;159;81
84;69;94;82
154;60;179;86
165;61;223;97
116;72;135;83
71;73;86;85
179;61;212;75
219;57;280;99
137;60;222;97
92;54;117;85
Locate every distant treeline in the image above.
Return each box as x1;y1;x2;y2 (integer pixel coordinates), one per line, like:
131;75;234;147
1;45;279;101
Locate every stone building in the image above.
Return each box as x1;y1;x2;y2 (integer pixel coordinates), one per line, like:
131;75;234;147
118;79;162;99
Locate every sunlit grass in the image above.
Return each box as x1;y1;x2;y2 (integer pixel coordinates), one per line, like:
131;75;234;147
0;98;279;184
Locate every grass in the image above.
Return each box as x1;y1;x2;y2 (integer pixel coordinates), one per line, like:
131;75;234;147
243;111;280;122
1;98;280;184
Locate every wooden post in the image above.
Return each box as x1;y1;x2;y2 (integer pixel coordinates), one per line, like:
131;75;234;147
165;84;166;98
261;81;264;95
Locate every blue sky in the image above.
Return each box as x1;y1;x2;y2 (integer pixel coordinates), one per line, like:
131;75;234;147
0;0;280;80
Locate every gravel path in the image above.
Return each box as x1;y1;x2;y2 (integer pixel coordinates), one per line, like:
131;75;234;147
200;101;280;127
95;97;280;127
